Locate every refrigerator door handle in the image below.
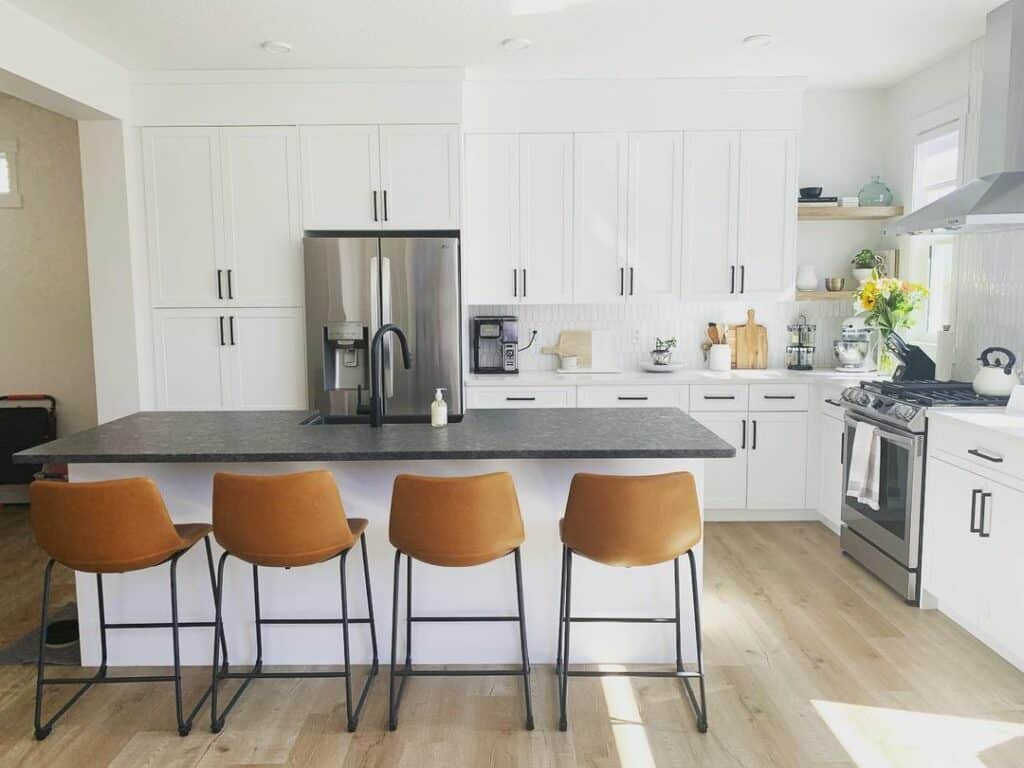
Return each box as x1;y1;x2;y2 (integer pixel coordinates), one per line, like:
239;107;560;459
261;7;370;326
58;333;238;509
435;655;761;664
381;255;394;398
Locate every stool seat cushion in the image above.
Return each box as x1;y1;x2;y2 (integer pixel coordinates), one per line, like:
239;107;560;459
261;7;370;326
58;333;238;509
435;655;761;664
560;472;702;567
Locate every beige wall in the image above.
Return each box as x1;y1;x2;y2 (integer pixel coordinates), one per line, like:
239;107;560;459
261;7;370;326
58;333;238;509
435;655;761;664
0;92;96;435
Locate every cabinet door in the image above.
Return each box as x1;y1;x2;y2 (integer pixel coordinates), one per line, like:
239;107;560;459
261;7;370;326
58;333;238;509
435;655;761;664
379;125;460;230
224;308;307;410
299;125;380;230
573;133;627;303
520;134;574;304
221;127;303;307
463;134;520;304
983;481;1024;667
682;131;739;298
747;412;808;509
737;131;796;296
691;412;748;510
152;309;230;409
628;132;683;301
819;414;845;530
143;128;225;307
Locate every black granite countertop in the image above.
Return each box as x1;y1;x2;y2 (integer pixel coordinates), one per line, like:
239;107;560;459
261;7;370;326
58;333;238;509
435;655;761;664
13;409;735;464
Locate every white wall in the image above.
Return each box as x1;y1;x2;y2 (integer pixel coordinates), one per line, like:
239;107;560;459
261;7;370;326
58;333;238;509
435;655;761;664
0;94;97;435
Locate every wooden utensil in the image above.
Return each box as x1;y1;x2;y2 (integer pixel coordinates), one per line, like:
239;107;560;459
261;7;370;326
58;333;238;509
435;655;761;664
728;309;768;369
707;323;720;345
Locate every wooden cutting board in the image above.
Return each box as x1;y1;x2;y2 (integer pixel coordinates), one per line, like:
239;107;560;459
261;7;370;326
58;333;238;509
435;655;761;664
726;309;768;369
541;330;593;367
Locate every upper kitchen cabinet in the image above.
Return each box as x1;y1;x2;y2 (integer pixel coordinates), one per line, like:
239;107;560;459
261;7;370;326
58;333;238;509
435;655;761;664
299;124;460;231
737;131;797;296
463;134;520;304
627;132;683;301
682;131;739;298
299;125;381;230
144;128;225;307
519;133;574;304
573;133;628;303
144;126;303;308
379;125;460;230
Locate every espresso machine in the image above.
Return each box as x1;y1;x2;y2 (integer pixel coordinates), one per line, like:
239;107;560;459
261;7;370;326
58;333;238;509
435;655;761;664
472;316;519;374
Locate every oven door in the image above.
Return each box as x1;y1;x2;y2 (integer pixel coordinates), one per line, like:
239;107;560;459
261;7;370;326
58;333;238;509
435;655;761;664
841;413;924;568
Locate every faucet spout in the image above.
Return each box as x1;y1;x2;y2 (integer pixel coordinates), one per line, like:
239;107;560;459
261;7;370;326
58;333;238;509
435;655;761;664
369;324;412;427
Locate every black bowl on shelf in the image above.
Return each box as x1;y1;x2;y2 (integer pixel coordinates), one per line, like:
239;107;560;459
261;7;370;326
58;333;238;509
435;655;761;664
799;186;823;199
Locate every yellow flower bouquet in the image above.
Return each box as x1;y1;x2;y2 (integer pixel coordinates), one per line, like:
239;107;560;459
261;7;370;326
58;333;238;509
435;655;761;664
855;273;929;336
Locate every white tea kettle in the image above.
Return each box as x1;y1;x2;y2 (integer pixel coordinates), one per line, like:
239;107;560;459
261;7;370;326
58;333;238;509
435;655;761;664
972;347;1019;396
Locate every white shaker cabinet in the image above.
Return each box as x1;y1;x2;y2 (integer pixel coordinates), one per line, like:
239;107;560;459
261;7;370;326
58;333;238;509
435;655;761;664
379;125;460;230
299;125;381;230
226;309;308;410
682;131;740;298
819;411;845;531
573;133;628;303
152;308;231;410
691;411;749;510
519;133;574;304
746;411;808;510
627;132;684;301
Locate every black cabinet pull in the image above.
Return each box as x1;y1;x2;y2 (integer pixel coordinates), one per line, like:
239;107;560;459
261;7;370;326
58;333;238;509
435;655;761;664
740;265;746;293
703;394;736;400
752;419;758;450
730;265;736;294
372;190;378;222
763;395;796;400
506;396;536;402
741;419;747;450
383;190;389;221
513;269;517;297
226;269;234;300
979;492;992;537
970;488;982;533
967;448;1003;463
218;316;225;346
228;316;236;346
825;398;843;407
619;267;624;296
629;267;635;296
522;268;527;297
840;432;845;465
617;396;648;401
216;269;224;300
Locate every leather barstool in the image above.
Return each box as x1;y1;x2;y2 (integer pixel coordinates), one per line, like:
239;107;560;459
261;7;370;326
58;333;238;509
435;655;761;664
209;470;377;733
555;471;708;733
387;472;533;731
29;478;226;739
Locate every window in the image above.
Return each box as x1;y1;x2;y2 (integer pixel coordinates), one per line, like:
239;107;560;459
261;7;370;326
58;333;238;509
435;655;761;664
0;139;22;208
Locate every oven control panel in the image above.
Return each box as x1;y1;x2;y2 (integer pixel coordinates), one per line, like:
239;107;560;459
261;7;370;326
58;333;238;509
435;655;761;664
840;387;925;432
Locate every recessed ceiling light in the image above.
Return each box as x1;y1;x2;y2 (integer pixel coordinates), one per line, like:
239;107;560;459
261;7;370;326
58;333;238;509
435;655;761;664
501;37;533;51
261;40;293;55
742;33;775;49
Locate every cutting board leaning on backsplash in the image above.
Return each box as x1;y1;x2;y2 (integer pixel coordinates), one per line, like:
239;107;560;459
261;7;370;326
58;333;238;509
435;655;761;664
726;309;768;369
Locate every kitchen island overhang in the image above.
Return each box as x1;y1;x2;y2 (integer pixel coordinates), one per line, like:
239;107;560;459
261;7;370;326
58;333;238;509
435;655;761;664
16;408;734;668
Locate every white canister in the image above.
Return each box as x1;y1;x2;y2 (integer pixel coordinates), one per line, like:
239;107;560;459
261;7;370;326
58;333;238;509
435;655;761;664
709;344;732;372
560;355;578;370
796;264;819;291
934;325;954;381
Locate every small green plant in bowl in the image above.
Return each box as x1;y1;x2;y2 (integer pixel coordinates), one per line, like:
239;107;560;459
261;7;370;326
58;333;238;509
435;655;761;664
650;337;677;366
851;249;883;284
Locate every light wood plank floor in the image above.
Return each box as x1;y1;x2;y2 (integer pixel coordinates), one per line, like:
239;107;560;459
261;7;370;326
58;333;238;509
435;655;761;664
1;507;1023;767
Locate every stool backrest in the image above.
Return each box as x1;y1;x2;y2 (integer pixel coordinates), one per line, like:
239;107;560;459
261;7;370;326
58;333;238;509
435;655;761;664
30;478;184;573
390;472;524;567
563;472;701;567
212;470;354;565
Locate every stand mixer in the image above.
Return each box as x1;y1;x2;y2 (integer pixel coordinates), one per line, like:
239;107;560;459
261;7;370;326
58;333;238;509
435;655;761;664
833;316;878;372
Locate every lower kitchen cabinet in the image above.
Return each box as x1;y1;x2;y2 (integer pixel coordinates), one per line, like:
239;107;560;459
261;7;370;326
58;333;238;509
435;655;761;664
465;386;576;409
819;412;845;530
153;308;307;410
746;411;808;509
691;412;748;509
576;385;687;409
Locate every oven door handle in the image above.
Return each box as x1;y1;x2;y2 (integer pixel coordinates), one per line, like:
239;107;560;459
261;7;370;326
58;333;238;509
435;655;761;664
843;413;919;450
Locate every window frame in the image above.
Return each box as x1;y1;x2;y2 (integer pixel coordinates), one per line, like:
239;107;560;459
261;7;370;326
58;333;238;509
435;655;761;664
0;139;23;209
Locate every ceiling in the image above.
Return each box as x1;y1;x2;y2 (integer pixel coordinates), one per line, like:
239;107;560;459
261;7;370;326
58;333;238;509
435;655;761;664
7;0;1003;87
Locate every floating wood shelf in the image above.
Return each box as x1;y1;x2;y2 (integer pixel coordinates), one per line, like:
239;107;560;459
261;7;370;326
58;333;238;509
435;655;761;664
795;290;858;302
797;205;904;221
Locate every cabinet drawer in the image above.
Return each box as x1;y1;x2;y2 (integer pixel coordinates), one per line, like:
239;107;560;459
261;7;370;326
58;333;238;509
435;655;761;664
690;384;748;411
749;383;809;411
577;385;688;409
466;386;576;409
929;416;1024;485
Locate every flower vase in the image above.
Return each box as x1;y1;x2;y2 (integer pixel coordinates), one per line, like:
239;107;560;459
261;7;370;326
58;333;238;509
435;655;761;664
877;331;897;375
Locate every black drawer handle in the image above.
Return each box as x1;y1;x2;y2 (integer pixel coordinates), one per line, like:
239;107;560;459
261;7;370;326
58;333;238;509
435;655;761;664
968;448;1003;463
825;398;843;407
970;488;982;533
979;491;992;538
741;418;747;450
618;396;649;401
763;395;796;400
703;395;736;400
506;396;536;402
752;419;758;450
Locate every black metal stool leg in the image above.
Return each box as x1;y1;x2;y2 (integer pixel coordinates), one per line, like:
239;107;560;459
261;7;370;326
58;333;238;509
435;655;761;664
405;555;412;674
252;564;264;673
339;550;356;732
96;572;108;678
674;558;684;673
360;533;379;672
169;552;189;736
684;549;708;733
211;551;229;732
558;549;573;732
555;545;567;681
387;549;402;731
204;536;229;670
512;548;534;730
33;559;55;740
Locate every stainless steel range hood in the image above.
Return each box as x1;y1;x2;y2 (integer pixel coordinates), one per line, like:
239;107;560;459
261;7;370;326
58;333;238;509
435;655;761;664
888;0;1024;235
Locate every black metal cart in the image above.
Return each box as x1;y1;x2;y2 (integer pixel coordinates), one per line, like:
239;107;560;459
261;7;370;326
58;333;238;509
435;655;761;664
0;394;59;504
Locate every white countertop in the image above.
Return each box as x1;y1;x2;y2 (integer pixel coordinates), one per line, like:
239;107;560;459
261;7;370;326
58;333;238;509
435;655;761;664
928;407;1024;442
466;368;876;387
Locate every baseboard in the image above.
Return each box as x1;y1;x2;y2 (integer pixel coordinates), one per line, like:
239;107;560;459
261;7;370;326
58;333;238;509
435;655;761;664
817;514;841;535
704;509;819;522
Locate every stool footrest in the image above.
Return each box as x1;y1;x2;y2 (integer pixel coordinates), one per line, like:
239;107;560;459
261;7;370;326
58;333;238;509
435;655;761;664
562;669;702;679
410;615;520;623
217;670;350;680
569;616;676;624
256;617;372;625
103;621;216;630
394;667;529;678
42;674;178;685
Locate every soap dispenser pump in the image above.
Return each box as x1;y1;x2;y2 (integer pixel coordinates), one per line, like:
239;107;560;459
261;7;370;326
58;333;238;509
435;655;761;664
431;388;448;427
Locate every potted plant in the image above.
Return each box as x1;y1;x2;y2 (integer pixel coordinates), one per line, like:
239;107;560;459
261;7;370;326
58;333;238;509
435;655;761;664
650;337;677;366
855;275;928;373
851;249;883;284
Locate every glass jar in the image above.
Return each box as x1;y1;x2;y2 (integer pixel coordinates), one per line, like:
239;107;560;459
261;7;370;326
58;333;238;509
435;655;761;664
858;175;894;207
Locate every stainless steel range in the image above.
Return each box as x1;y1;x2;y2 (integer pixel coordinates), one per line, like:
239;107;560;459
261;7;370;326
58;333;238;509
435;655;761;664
839;380;1009;603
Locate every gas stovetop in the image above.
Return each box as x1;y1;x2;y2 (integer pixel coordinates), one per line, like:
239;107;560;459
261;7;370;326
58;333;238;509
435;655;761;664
840;380;1009;433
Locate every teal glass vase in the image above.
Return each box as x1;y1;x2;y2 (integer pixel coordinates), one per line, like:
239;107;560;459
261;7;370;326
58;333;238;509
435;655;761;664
858;175;893;207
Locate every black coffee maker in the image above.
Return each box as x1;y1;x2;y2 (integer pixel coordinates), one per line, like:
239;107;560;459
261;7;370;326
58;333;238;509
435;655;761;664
472;316;519;374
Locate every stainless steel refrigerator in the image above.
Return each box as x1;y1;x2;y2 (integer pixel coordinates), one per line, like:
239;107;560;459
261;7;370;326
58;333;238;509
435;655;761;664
303;233;463;423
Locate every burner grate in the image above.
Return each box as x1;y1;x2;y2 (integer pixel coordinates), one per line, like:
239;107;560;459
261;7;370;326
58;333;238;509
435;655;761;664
862;380;1009;407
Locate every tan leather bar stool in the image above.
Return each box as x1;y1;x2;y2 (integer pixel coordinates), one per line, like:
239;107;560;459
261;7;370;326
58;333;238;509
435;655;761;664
29;478;226;739
209;470;377;733
556;471;708;733
387;472;533;731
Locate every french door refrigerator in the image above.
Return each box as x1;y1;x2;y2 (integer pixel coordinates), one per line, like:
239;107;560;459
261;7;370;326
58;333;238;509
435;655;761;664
303;233;463;422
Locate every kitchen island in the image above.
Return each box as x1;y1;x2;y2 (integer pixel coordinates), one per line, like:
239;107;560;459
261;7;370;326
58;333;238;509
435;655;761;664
16;408;733;668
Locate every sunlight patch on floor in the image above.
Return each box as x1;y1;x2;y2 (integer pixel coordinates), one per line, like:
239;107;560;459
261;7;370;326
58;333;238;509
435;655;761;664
600;664;656;768
813;699;1024;768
